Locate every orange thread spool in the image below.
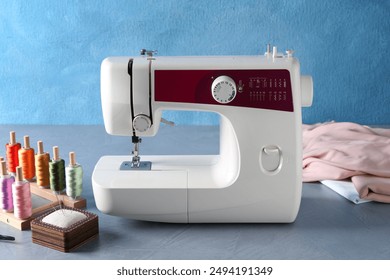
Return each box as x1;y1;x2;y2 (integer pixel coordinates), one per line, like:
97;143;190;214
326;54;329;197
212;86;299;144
35;141;50;188
5;131;21;174
18;135;35;181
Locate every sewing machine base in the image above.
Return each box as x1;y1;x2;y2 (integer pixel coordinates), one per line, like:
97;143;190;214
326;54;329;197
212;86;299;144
92;155;302;223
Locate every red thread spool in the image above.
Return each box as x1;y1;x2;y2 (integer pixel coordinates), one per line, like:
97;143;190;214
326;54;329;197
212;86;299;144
18;135;35;181
5;131;21;174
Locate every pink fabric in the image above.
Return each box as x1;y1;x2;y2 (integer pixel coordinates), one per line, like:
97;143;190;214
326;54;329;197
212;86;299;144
303;122;390;203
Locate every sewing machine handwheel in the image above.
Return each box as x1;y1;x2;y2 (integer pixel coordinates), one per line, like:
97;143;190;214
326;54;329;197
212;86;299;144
132;114;151;133
211;76;237;104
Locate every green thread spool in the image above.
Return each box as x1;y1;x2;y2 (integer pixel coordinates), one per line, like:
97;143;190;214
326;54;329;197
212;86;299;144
49;146;66;194
65;152;83;200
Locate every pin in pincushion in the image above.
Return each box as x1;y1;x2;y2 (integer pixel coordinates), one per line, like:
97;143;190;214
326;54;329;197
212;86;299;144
31;206;98;252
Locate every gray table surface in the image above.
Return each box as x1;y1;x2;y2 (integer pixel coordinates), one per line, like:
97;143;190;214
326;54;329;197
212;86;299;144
0;124;389;260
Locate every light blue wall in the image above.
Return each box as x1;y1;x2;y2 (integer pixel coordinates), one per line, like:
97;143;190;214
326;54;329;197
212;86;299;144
0;0;389;125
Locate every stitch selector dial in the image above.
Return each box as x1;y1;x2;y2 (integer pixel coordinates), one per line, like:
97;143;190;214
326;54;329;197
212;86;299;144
211;76;237;104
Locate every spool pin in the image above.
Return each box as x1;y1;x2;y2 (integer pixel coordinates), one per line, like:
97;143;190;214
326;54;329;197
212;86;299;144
53;146;60;161
10;131;16;145
0;161;7;176
37;141;44;155
16;166;23;182
24;136;30;149
69;152;76;166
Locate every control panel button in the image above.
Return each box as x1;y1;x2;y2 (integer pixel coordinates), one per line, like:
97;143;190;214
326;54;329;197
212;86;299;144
211;76;237;104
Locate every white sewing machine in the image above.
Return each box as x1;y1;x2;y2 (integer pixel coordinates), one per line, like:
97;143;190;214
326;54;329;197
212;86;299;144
92;45;313;223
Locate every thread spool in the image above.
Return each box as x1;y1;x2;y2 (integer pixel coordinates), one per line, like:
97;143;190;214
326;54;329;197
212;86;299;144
0;161;15;213
49;146;66;194
5;131;21;174
12;166;32;220
18;135;36;181
66;152;83;200
35;141;50;188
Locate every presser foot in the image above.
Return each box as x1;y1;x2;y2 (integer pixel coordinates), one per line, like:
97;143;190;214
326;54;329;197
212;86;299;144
126;136;151;170
120;161;152;170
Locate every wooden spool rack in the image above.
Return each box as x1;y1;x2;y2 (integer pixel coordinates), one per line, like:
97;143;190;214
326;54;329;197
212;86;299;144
0;183;86;231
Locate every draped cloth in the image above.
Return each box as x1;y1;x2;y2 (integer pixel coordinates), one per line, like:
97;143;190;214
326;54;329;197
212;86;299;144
302;122;390;203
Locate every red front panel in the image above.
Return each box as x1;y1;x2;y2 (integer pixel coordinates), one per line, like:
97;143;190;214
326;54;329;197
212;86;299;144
154;69;294;112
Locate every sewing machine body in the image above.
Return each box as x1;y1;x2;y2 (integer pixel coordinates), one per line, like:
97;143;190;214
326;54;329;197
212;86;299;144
92;48;313;223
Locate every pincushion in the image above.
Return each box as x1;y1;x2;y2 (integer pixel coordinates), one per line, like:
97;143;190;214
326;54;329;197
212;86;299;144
31;206;98;252
42;209;87;228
